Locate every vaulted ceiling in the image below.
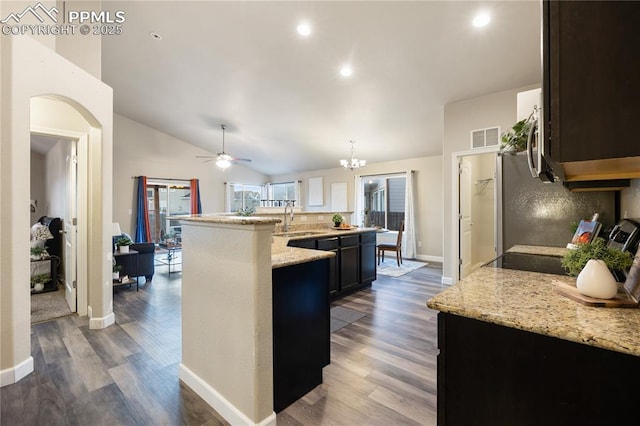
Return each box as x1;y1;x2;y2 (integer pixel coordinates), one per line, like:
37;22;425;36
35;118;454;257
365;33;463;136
102;1;541;176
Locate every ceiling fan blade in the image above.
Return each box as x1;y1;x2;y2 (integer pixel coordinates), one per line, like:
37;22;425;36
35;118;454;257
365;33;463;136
195;155;215;159
231;157;252;162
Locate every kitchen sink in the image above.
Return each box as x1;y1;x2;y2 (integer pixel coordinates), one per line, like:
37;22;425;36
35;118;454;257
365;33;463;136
273;231;327;238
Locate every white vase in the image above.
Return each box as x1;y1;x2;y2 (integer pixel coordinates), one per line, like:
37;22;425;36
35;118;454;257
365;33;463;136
119;245;129;253
576;259;618;299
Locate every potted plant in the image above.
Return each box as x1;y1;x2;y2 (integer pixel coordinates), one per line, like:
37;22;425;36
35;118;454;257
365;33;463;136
31;273;49;292
332;213;343;228
116;236;133;253
500;112;534;153
30;245;46;260
112;264;123;281
561;237;633;278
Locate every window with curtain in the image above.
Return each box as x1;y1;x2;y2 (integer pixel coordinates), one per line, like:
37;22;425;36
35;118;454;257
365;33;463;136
146;181;191;243
361;174;406;231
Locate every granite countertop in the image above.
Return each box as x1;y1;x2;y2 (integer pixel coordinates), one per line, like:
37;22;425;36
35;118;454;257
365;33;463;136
271;227;373;268
507;244;568;257
427;266;640;357
271;240;335;269
172;214;281;225
272;226;377;240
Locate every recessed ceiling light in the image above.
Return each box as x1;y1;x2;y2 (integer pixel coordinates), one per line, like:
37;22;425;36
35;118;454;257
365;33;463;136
297;22;311;37
340;65;353;77
150;32;162;40
472;13;491;28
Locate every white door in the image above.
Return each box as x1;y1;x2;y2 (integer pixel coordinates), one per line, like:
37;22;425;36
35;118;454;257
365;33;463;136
459;158;473;279
63;141;77;312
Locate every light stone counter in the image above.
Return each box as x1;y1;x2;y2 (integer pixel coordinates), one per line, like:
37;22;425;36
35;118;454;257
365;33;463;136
271;242;335;269
427;266;640;357
507;244;568;257
176;214;340;269
174;213;281;225
271;227;375;269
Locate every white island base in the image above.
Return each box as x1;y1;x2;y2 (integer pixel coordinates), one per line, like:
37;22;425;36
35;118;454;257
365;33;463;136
177;215;280;426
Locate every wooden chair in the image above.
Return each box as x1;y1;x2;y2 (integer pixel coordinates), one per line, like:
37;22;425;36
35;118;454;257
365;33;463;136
377;222;404;267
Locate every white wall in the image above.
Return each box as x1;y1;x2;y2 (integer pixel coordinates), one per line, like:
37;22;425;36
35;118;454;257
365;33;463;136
442;83;539;283
271;156;443;261
30;151;46;225
112;114;269;235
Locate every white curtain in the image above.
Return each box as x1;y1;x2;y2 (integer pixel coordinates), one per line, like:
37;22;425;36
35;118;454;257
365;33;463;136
353;174;364;227
404;170;417;259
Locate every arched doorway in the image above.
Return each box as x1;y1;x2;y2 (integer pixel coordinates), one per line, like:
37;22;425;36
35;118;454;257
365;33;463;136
1;35;114;387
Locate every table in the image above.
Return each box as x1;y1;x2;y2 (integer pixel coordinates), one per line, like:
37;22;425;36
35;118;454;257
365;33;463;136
30;256;58;294
113;249;139;291
157;243;182;275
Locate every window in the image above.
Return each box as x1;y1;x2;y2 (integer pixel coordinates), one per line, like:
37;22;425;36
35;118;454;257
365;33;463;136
361;174;405;231
227;181;300;211
227;183;263;212
267;181;298;203
146;181;191;243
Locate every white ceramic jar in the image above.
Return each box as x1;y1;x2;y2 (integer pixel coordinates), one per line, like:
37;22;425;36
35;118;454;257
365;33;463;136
576;259;618;299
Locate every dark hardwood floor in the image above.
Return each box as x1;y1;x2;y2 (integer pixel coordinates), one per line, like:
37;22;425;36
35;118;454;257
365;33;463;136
1;262;443;425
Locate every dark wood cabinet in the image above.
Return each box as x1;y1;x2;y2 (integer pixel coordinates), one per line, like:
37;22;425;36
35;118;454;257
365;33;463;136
287;231;377;300
272;258;330;413
360;232;377;284
543;0;640;180
437;312;640;426
317;237;339;296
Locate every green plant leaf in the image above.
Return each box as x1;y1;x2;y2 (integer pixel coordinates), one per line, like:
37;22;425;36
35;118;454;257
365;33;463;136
561;237;633;277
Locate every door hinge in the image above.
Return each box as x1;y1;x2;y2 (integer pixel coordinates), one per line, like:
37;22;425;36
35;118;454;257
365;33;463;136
72;217;77;226
72;280;77;289
72;155;78;164
459;258;463;265
458;214;462;220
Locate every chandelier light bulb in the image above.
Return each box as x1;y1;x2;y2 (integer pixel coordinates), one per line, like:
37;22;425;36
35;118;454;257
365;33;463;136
340;140;365;171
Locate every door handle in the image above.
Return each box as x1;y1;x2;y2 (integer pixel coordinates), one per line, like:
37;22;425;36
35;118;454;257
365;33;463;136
59;229;67;235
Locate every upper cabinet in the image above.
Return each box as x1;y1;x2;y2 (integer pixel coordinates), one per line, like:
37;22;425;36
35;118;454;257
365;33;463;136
542;0;640;183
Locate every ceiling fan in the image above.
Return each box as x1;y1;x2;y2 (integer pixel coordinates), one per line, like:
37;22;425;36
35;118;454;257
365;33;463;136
196;124;252;169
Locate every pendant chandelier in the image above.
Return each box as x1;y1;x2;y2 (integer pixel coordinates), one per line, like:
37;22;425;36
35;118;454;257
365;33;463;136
340;140;366;171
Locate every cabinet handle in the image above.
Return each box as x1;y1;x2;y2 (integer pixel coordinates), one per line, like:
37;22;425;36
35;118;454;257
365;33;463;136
526;117;538;178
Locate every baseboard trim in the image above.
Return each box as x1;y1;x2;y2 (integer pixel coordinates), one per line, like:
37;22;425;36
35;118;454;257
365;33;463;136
441;276;453;285
89;311;115;329
415;254;443;263
179;363;276;426
0;356;34;387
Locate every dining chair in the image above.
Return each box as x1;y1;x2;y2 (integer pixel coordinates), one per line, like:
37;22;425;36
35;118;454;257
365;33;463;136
377;221;404;267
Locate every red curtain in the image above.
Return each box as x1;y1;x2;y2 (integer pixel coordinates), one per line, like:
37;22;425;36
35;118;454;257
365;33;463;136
190;179;202;214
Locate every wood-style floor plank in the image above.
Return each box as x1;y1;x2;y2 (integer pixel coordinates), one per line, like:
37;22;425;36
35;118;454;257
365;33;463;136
1;262;443;425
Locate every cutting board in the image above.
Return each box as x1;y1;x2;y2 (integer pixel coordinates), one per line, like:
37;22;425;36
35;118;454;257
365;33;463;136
552;280;639;308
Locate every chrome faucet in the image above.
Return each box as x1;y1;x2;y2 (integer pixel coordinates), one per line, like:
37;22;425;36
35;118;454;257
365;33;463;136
283;200;294;232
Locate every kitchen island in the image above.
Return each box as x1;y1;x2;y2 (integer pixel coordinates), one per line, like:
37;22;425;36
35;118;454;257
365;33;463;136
427;265;640;426
176;214;337;425
274;227;378;299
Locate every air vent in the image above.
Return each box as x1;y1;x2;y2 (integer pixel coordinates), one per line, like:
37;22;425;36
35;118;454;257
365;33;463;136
471;126;500;149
